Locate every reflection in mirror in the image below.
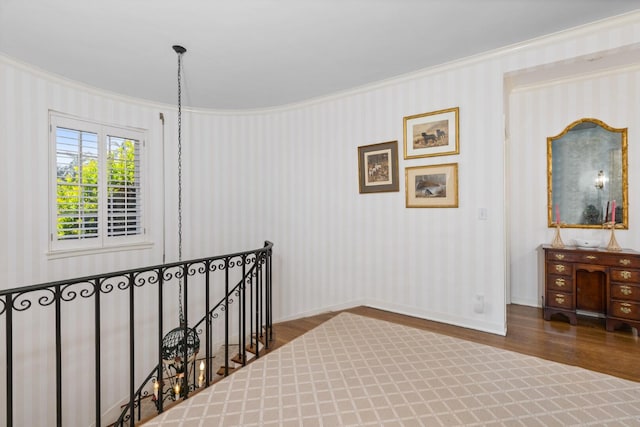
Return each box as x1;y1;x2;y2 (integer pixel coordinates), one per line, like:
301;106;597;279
547;118;628;229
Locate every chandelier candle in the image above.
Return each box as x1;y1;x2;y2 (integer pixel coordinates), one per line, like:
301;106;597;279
198;361;205;387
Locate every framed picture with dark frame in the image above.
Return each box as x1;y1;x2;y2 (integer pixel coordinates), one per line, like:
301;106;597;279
403;107;459;159
405;163;458;208
358;140;399;194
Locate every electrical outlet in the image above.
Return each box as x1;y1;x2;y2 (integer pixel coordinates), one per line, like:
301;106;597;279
474;294;484;313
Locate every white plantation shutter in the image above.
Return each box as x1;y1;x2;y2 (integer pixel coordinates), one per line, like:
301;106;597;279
55;127;100;240
107;135;142;237
50;113;147;253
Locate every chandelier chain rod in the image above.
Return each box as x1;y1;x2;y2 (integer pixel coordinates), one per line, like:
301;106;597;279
177;49;185;325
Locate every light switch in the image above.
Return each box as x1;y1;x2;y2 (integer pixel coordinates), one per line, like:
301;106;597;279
478;208;488;220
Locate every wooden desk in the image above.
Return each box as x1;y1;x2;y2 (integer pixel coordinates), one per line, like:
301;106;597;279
542;245;640;331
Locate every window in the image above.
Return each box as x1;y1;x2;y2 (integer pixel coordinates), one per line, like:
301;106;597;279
50;113;147;254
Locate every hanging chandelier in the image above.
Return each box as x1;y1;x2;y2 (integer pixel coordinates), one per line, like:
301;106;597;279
160;44;200;398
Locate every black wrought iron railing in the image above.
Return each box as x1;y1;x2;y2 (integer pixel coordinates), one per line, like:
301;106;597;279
0;241;273;427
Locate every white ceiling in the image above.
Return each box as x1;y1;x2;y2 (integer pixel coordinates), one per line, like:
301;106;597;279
1;0;639;110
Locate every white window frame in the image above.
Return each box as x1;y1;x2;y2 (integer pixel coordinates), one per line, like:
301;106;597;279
49;112;151;256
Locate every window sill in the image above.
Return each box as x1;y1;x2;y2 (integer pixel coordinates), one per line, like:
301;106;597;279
47;241;154;260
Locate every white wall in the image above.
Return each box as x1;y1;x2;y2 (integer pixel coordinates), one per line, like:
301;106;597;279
0;60;171;426
0;61;167;284
186;62;507;335
1;10;640;426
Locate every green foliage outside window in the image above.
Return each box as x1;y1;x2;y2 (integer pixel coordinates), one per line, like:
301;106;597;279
56;139;138;238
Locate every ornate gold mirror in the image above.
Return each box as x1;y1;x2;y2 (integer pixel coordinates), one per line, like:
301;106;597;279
547;118;628;229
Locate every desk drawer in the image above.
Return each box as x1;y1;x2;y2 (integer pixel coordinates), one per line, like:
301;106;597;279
546;291;573;309
546;251;583;263
547;274;572;292
610;283;640;303
610;301;640;320
546;250;640;267
607;255;640;269
546;250;606;263
547;262;572;276
610;269;640;283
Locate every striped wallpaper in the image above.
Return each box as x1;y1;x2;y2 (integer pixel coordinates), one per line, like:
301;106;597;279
0;10;639;426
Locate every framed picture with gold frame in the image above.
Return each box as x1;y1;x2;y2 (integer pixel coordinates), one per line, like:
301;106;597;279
358;140;399;193
403;107;459;159
405;163;458;208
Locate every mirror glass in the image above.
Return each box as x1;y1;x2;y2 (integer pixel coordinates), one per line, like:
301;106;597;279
547;118;627;229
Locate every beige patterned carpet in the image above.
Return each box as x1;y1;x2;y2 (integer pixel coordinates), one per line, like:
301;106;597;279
144;312;640;426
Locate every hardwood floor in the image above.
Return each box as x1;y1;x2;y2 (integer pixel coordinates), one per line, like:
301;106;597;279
270;304;640;383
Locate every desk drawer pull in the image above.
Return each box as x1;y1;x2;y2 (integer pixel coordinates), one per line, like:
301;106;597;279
620;303;632;314
585;255;597;260
620;259;632;266
554;254;565;260
555;278;566;287
620;271;632;280
620;285;633;296
554;264;566;273
555;294;565;304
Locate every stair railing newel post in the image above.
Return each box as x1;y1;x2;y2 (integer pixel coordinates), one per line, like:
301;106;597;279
55;284;63;427
224;256;230;376
264;249;268;345
264;245;271;344
256;252;261;345
262;252;267;347
260;251;264;348
5;293;13;427
241;254;247;366
128;272;136;424
267;249;273;341
254;259;260;358
249;264;254;347
93;277;102;426
205;259;212;387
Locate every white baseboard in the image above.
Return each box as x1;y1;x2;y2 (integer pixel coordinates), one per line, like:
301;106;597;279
274;298;506;336
362;299;507;336
510;297;541;308
273;299;368;323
